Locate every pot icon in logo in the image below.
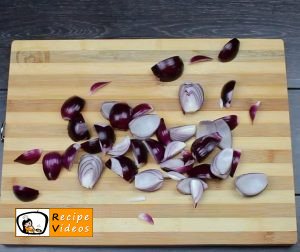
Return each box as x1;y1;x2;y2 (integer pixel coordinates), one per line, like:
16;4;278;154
16;209;49;236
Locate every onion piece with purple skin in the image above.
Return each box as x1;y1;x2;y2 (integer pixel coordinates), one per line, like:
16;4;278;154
169;125;196;142
187;164;216;179
61;96;85;120
151;56;184;82
108;136;131;156
62;143;80;170
68;113;90;142
143;139;165;164
109;102;132;130
135;169;164;192
218;38;240;62
132;103;153;118
160;150;194;173
13;185;39;202
105;156;138;182
42;152;62;180
14;149;42;165
191;133;222;162
78;154;104;189
249;101;261;124
156;118;171;145
190;179;204;208
220;80;236;108
138;213;154;225
94;124;116;153
129;114;160;139
89;81;111;95
190;55;212;64
230;150;242;177
235;173;268;197
216;115;238;130
179;82;204;114
81;138;102;154
162;141;186;161
101;101;117;120
130;139;148;168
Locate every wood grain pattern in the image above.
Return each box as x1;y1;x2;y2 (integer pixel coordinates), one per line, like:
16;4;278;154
0;39;297;245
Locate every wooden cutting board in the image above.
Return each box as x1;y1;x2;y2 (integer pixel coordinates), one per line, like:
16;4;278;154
0;39;297;245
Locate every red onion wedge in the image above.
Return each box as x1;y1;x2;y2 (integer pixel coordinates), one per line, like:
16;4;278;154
220;80;236;108
14;148;42;165
165;171;186;181
169;125;196;142
156;118;171;145
89;81;111;95
129;114;160;139
131;139;148;168
191;133;222;162
61;96;85;120
218;38;240;62
151;56;184;82
68;113;90;142
138;213;154;225
230;150;242;177
216;115;238;130
62;143;80;170
249;101;261;124
214;118;232;149
101;101;117;120
179;82;204;114
108;136;131;156
187;164;216;179
42;152;62;180
105;156;138;182
94;124;116;153
235;173;268;197
162;141;186;161
143;139;165;163
135;169;164;192
132;103;153;119
13;185;39;202
109;102;132;130
78;154;104;189
211;148;234;179
190;55;212;64
81;138;102;154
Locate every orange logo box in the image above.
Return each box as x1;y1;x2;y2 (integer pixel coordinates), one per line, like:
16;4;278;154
49;208;93;237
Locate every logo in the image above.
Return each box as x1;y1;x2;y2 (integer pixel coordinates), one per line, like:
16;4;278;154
16;208;93;237
16;209;49;236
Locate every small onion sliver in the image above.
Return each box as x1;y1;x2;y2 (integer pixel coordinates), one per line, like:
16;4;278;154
155;118;171;145
249;101;261;124
190;55;212;64
230;150;242;177
130;139;148;168
89;81;110;95
132;103;153;118
138;213;154;225
216;115;238;130
14;148;42;165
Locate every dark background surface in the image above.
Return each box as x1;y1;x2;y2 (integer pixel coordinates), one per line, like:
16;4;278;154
0;0;299;251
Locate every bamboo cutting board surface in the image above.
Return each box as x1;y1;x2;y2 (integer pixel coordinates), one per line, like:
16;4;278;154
0;39;297;245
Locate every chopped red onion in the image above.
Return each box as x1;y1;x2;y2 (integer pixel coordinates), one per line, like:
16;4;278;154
61;96;85;120
218;38;240;62
179;82;204;114
190;55;212;64
220;80;236;108
14;148;42;165
132;103;153;118
13;185;39;202
42;152;62;180
89;81;111;95
62;143;80;170
249;101;261;124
